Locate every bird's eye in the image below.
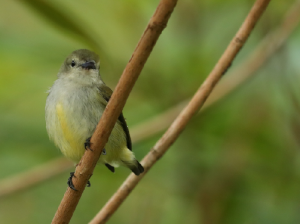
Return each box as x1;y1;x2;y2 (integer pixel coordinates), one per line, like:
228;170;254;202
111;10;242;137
71;60;76;67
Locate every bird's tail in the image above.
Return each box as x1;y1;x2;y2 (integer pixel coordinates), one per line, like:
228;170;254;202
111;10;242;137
120;148;144;175
130;160;144;176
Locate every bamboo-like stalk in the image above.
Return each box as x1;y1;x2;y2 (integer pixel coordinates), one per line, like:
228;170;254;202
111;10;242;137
51;0;178;223
89;0;271;223
1;1;300;200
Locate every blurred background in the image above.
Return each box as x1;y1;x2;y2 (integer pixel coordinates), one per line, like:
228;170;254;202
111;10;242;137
1;0;300;223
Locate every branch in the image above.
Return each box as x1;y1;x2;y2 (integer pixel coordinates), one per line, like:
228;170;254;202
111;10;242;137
89;0;271;223
51;0;178;223
0;157;72;198
1;0;300;199
204;0;300;109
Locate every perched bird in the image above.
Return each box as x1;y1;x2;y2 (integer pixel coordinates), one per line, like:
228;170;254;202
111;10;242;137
45;49;144;189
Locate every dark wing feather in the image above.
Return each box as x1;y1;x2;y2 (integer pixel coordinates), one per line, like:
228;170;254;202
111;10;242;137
97;84;132;151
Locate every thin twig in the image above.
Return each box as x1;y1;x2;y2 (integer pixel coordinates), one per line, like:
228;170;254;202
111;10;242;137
89;0;271;223
1;0;299;199
0;157;72;198
204;0;300;109
127;0;300;143
51;0;178;223
131;100;188;143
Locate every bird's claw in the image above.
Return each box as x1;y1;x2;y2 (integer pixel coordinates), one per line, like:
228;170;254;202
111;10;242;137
87;180;91;187
84;137;93;151
67;172;78;191
67;172;91;189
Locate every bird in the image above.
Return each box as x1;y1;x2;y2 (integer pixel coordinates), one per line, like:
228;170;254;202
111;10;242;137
45;49;144;189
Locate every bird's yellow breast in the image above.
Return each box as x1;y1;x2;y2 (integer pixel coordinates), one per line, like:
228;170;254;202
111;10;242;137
53;101;132;167
55;103;84;162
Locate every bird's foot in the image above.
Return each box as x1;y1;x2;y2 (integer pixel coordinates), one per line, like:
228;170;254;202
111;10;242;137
67;172;91;189
87;180;91;187
84;137;93;151
67;172;78;191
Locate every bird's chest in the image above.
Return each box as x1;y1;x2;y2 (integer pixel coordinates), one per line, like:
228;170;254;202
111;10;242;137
53;85;105;142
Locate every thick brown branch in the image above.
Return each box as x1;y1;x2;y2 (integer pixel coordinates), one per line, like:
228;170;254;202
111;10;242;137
51;0;178;223
1;1;299;200
89;0;271;223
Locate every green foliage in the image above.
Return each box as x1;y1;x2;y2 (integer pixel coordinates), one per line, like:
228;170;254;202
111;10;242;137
0;0;300;223
19;0;107;58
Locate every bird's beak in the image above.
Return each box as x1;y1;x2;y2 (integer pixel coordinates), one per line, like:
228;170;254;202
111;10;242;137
81;61;96;70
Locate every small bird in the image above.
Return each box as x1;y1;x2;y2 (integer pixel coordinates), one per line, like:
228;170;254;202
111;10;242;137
45;49;144;189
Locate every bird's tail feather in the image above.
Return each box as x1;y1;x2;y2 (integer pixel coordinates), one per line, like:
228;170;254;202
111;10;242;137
130;160;144;176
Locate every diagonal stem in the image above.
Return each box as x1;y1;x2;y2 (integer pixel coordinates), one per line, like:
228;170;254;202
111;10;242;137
51;0;178;223
3;1;300;200
89;0;271;223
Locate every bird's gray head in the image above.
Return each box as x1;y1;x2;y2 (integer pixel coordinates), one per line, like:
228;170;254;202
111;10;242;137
58;49;102;84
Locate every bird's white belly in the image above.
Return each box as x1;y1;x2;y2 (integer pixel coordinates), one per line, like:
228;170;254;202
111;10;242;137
46;83;128;164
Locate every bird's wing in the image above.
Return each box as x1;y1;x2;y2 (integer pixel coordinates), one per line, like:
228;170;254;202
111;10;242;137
98;84;132;151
